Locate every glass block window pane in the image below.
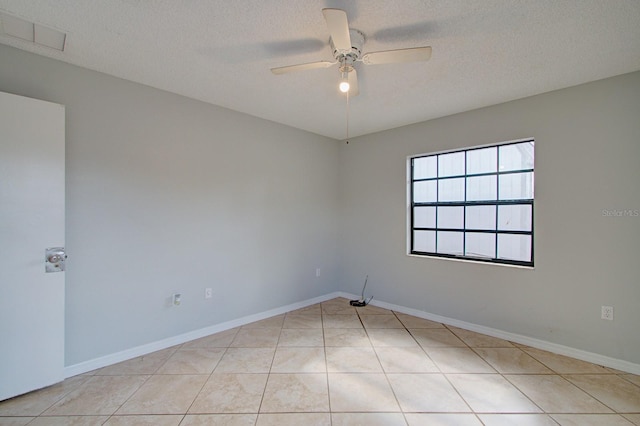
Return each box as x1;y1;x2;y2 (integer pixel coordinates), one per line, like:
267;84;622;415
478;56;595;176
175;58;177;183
413;180;437;202
498;204;532;231
466;205;496;230
414;206;436;228
497;234;532;262
465;232;495;258
499;142;534;171
414;230;435;253
499;172;533;200
437;231;463;255
437;206;464;229
467;147;497;175
466;175;497;201
438;152;465;177
438;178;465;201
413;156;437;179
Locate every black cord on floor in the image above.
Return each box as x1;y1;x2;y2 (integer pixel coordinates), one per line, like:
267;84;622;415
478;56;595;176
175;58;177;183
350;275;372;306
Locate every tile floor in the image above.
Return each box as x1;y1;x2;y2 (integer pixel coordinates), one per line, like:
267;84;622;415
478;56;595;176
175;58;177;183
1;297;639;425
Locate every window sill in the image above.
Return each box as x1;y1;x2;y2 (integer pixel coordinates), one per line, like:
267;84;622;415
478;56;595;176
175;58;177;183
406;253;535;270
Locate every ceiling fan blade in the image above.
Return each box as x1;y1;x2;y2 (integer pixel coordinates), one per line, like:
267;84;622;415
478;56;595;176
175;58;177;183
347;69;359;96
322;8;351;53
361;46;432;65
271;61;336;75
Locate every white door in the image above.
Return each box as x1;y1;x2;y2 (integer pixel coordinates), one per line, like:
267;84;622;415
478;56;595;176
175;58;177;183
0;91;65;401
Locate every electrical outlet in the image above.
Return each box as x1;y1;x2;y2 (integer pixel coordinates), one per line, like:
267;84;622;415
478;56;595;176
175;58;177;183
205;288;212;299
173;293;181;306
601;305;614;321
316;268;321;277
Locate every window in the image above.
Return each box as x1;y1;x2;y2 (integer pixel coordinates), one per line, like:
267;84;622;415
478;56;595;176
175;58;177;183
409;139;534;267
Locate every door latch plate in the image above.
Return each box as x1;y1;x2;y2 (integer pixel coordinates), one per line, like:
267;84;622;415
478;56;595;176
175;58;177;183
45;247;66;272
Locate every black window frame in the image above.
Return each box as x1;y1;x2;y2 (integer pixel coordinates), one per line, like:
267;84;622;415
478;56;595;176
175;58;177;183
409;139;535;267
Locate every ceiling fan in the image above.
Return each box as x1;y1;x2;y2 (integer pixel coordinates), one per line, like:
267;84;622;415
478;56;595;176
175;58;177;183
271;8;432;96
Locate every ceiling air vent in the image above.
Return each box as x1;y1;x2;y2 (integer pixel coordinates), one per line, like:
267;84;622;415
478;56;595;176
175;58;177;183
0;12;66;51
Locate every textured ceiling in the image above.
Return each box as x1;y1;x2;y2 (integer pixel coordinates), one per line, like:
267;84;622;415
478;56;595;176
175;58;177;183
1;1;639;140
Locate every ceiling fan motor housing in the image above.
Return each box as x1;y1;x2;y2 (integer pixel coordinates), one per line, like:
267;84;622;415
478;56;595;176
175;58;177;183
331;29;365;72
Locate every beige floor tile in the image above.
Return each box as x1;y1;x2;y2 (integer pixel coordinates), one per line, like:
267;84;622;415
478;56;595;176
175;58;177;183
9;299;639;424
93;347;177;375
551;413;636;425
0;417;34;425
29;416;109;425
260;373;329;412
505;375;613;413
0;375;89;416
189;373;267;413
473;348;553;374
181;329;238;348
622;374;640;387
478;413;558;425
366;329;419;347
328;373;400;412
387;373;470;413
410;329;466;348
43;375;149;416
321;299;356;314
405;413;482;425
395;313;445;329
156;347;225;374
326;347;383;373
29;416;108;426
321;297;351;306
323;328;371;347
230;328;280;347
278;329;324;347
565;374;640;412
242;315;285;329
116;374;207;414
271;347;326;373
448;327;514;347
181;414;257;425
104;415;183;425
374;347;439;373
322;314;362;329
214;347;275;373
360;315;404;329
447;374;541;413
510;341;533;348
290;303;322;314
624;414;640;425
323;307;358;315
425;348;495;373
332;412;406;425
283;314;322;329
257;413;330;425
353;305;393;315
522;348;610;374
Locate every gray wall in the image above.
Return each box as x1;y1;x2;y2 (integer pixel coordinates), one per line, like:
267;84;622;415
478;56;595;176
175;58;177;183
0;45;341;366
338;71;640;364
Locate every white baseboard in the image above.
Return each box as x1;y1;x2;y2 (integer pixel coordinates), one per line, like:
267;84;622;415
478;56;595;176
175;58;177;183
64;292;341;378
337;291;640;375
65;290;639;377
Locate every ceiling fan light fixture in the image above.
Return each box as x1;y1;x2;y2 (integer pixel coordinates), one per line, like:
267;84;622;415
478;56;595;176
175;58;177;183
339;79;350;93
339;70;351;93
339;70;350;93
